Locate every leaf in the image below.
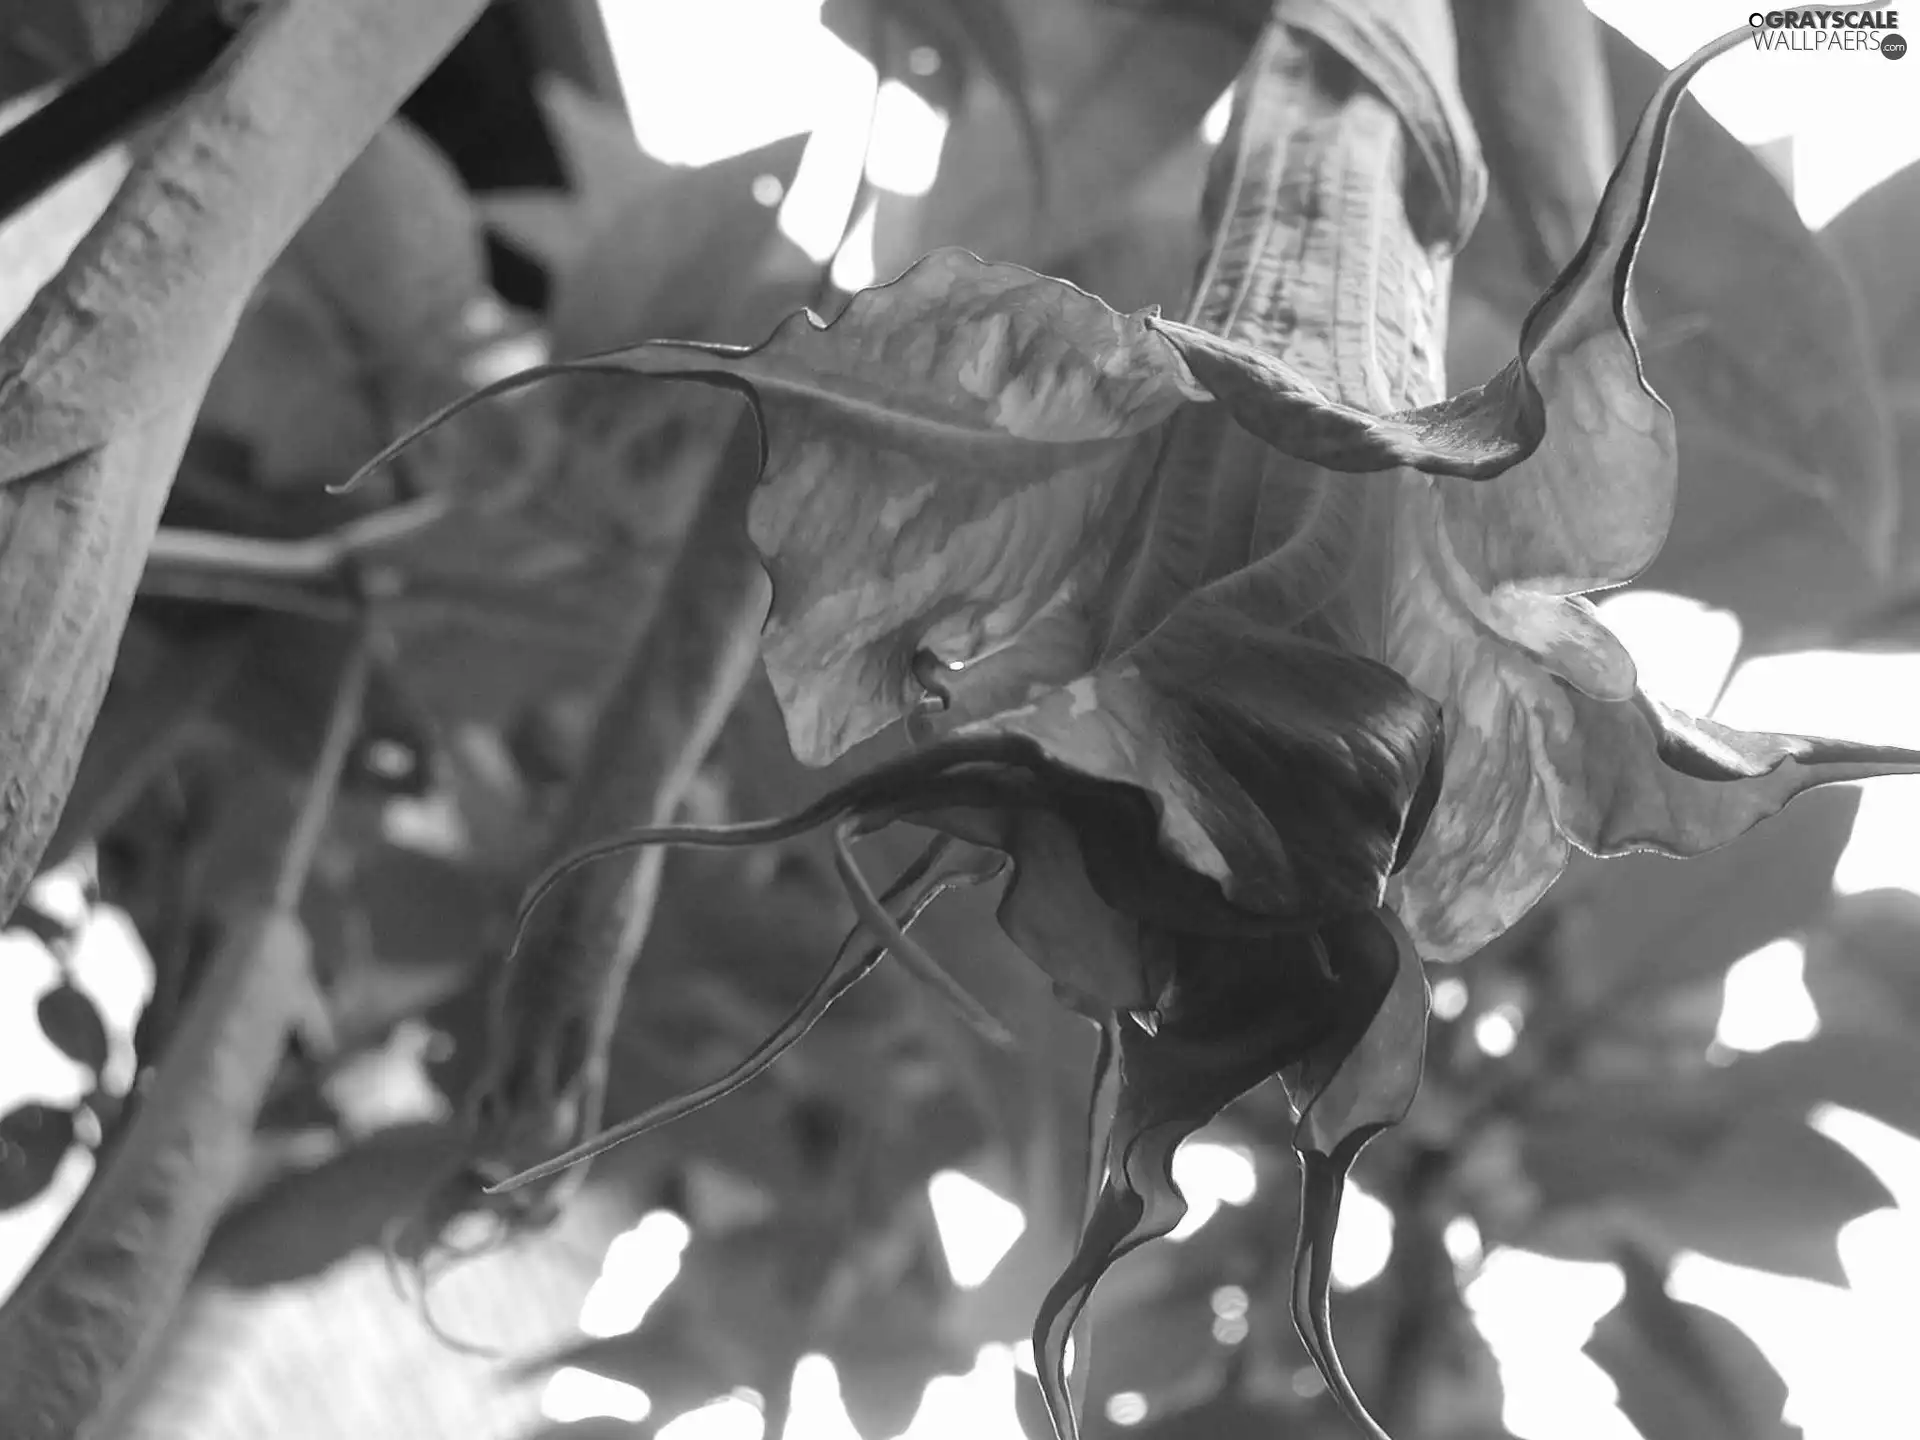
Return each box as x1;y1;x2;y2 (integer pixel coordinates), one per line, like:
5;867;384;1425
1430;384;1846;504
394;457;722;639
1560;783;1860;1008
197;243;386;490
1052;136;1209;318
1803;887;1920;1036
0;1102;77;1213
547;133;811;357
35;981;108;1075
1821;157;1920;376
479;73;669;277
1453;0;1615;283
876;1;1247;275
1823;160;1920;571
199;1124;465;1288
290;116;491;368
1639;1119;1890;1285
824;0;1044;194
1522;1068;1893;1284
1585;1245;1799;1440
1731;1033;1920;1141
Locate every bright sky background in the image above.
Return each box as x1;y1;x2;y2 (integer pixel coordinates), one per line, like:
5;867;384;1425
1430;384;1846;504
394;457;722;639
3;6;1920;1440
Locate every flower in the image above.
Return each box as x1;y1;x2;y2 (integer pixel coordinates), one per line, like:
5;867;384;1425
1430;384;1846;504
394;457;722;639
349;20;1920;1438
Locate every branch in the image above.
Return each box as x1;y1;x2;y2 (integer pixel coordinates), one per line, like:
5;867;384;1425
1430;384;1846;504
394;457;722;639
458;422;770;1199
0;0;489;918
0;624;370;1437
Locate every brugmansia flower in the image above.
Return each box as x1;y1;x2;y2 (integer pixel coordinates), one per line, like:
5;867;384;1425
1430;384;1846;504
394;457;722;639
351;20;1920;1440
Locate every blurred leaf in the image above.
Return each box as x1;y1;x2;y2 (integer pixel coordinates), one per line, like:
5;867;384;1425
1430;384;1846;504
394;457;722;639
1637;1120;1889;1284
0;1102;77;1212
834;1288;974;1440
1803;887;1920;1036
36;982;109;1076
1053;135;1207;315
1523;1057;1894;1283
1558;784;1859;1011
292;116;492;367
199;255;384;490
548;133;810;355
1074;1280;1226;1415
199;1124;462;1287
1822;157;1920;377
1731;1033;1920;1140
482;74;670;277
825;0;1041;177
878;1;1245;274
1822;161;1920;589
1585;1246;1799;1440
1453;0;1613;284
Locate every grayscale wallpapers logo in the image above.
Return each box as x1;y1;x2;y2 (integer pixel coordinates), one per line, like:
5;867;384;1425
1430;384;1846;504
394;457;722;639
1747;9;1906;55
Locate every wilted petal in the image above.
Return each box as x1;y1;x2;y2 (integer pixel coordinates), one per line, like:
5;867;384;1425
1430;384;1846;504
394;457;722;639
1277;914;1426;1440
1030;907;1403;1440
961;590;1444;922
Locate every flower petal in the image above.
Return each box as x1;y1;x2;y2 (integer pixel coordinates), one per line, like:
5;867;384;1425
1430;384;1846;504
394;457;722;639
1556;691;1920;858
960;590;1444;922
1029;907;1402;1440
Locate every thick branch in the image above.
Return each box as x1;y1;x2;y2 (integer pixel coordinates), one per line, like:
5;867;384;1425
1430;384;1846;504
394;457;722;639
0;0;488;917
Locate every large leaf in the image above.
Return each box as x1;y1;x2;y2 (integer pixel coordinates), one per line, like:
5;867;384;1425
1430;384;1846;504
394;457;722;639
1585;1246;1799;1440
1803;887;1920;1037
1823;159;1920;579
1637;1119;1890;1285
824;0;1043;192
875;0;1247;275
1453;0;1614;284
198;1124;464;1288
1521;1066;1894;1283
1554;783;1859;1010
290;116;491;369
1731;1032;1920;1141
1822;157;1920;377
546;133;811;357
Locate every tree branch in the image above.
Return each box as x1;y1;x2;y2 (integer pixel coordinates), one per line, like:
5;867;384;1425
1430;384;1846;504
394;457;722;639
0;0;489;918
